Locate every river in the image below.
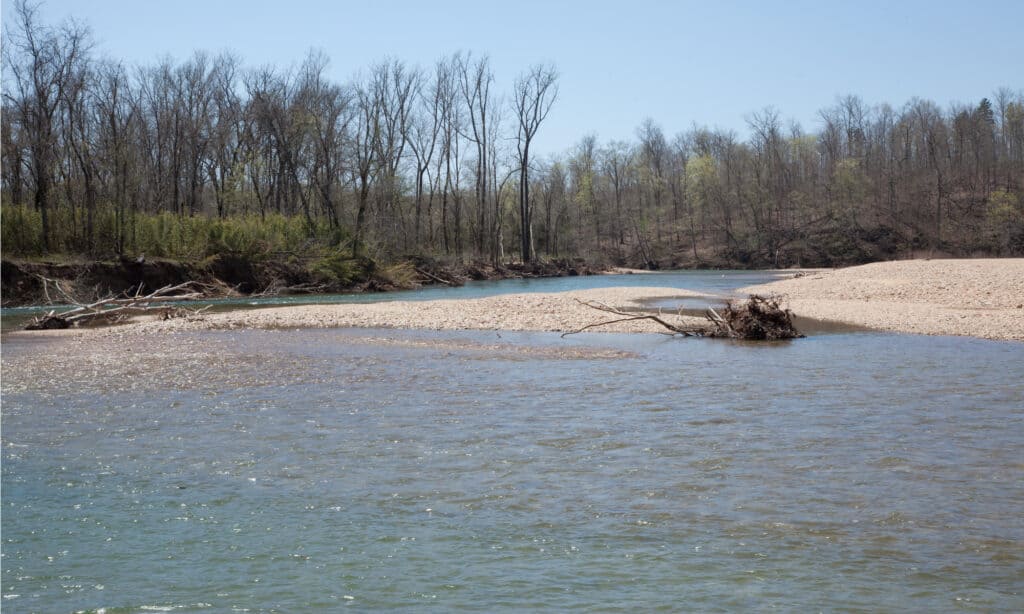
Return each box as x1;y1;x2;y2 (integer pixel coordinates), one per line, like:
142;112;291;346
2;272;1022;611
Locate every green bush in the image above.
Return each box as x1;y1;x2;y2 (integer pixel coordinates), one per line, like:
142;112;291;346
1;205;43;255
310;252;371;286
986;190;1024;255
1;203;357;262
377;261;419;288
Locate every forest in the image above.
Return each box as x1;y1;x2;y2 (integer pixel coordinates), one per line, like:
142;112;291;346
3;0;1023;278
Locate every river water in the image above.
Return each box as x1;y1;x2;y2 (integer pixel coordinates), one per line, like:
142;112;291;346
2;272;1023;611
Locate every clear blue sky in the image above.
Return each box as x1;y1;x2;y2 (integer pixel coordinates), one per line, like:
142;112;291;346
5;0;1022;155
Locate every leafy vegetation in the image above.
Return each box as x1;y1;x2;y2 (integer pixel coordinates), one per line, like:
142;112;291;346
1;205;340;262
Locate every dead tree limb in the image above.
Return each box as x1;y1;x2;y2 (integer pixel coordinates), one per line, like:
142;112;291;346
564;295;803;340
252;279;329;297
705;306;736;337
562;299;705;337
36;274;79;306
26;281;211;330
415;267;455;286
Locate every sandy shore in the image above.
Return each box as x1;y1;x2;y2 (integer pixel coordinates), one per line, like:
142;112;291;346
742;259;1024;341
7;259;1021;342
98;286;709;337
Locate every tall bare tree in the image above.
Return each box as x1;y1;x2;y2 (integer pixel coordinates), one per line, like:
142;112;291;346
407;65;443;247
3;0;91;249
512;64;558;262
456;53;496;256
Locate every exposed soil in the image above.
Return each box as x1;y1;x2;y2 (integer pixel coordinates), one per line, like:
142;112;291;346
1;255;606;308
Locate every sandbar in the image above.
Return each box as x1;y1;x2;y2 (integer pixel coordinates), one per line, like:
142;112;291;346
7;260;1022;342
741;259;1024;341
116;286;708;336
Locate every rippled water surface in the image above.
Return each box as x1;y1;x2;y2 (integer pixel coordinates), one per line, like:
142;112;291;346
2;279;1023;612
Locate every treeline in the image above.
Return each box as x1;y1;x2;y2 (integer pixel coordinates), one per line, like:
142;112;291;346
3;1;1023;269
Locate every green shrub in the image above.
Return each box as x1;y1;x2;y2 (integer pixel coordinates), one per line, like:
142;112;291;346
310;252;370;286
1;201;366;264
377;261;419;288
1;205;43;255
986;190;1024;254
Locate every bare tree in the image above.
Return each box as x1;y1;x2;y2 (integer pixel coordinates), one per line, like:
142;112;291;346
600;140;632;248
295;51;353;230
456;53;496;256
512;64;558;262
351;73;380;256
434;56;462;254
1;97;28;208
407;65;442;247
637;118;668;243
206;53;245;218
177;52;214;216
568;134;599;252
486;95;510;263
369;60;419;250
3;0;91;249
58;48;96;250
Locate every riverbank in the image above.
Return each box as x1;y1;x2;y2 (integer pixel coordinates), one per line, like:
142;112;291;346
6;259;1022;341
0;255;604;307
111;258;1023;341
741;258;1024;341
82;286;708;337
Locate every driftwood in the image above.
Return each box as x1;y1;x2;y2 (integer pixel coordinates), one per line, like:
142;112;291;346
709;295;804;340
415;267;460;286
252;278;328;297
563;299;705;337
564;294;803;340
26;279;210;330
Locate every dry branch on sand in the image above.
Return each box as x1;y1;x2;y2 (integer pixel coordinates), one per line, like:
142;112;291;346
563;294;803;340
25;278;211;330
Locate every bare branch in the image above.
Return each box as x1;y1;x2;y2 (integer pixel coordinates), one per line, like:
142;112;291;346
25;281;212;330
561;298;702;337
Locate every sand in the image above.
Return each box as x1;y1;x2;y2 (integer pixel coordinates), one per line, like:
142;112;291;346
741;259;1024;341
6;259;1022;342
109;286;709;337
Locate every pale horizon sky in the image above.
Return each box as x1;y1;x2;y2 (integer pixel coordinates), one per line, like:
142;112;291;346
4;0;1022;156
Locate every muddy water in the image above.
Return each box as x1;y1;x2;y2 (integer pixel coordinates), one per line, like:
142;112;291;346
2;323;1022;612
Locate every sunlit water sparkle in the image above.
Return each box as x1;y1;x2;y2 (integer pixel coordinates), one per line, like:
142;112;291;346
2;273;1022;611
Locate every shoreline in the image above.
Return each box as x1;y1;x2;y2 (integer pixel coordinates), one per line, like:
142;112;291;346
0;256;608;309
4;259;1022;342
1;286;708;341
98;286;710;337
741;258;1024;342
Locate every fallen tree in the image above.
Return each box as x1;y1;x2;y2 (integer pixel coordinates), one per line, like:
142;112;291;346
25;278;211;330
563;294;803;340
709;295;804;340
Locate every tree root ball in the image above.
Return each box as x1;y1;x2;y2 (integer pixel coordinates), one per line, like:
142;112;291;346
712;295;803;340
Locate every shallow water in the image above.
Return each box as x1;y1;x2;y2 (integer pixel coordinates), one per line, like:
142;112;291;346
2;277;1023;612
